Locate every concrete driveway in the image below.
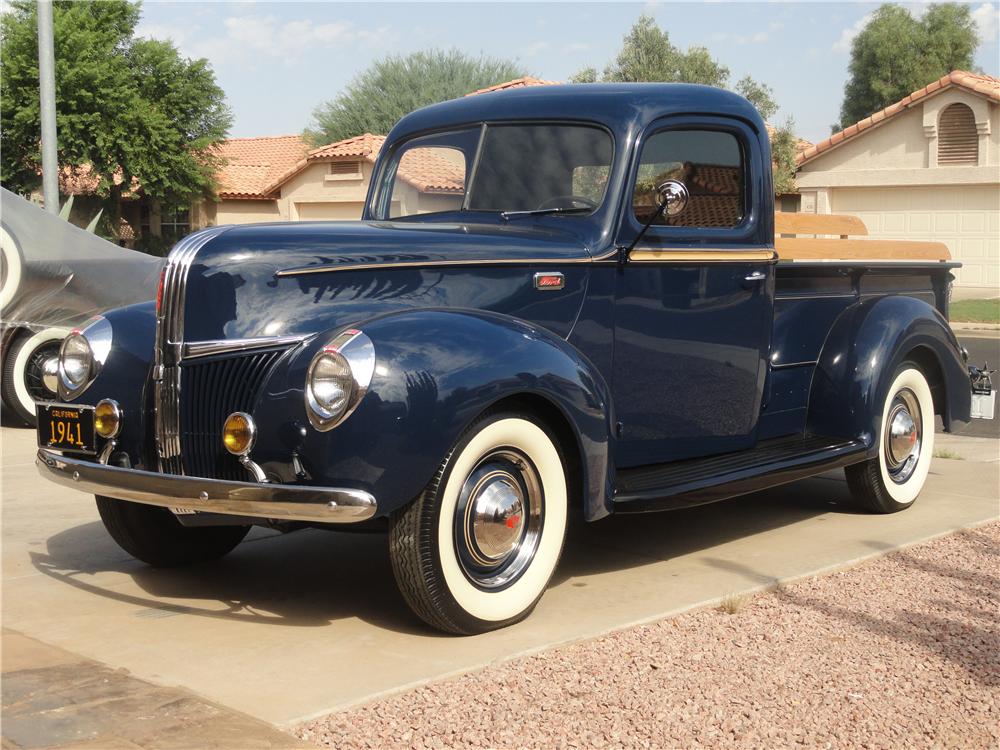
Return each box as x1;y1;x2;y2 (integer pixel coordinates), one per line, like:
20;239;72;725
2;425;997;727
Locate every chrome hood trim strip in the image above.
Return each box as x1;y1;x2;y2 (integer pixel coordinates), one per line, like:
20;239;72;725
275;252;611;278
183;335;309;360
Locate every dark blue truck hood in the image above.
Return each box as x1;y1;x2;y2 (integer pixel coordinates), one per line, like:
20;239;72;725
182;220;593;342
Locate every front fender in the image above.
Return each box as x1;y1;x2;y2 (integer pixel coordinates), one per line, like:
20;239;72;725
62;301;157;467
254;309;614;520
807;295;970;450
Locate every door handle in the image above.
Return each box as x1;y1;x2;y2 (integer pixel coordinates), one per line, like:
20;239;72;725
743;270;767;287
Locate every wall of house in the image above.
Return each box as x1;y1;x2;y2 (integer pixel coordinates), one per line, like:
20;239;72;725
209;199;285;226
795;91;999;287
282;161;372;221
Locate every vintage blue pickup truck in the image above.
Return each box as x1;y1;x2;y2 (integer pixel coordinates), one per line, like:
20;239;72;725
36;84;976;634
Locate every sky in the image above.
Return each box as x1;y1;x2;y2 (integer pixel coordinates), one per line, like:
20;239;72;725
135;1;1000;145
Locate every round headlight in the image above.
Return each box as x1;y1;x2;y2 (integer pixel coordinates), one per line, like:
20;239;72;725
222;412;256;456
306;350;354;424
94;399;122;438
59;333;94;395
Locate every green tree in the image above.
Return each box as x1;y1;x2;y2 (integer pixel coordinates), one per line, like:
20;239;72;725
307;50;526;145
574;15;777;120
770;120;799;196
572;15;796;195
838;3;977;128
0;0;231;219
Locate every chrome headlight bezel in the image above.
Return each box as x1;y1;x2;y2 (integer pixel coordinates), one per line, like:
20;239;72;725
57;316;112;401
304;329;375;432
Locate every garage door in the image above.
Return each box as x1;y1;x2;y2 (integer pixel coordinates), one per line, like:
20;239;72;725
831;185;999;288
295;202;365;221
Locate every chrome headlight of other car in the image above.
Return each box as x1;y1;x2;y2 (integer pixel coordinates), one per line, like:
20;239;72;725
58;316;112;401
305;328;375;431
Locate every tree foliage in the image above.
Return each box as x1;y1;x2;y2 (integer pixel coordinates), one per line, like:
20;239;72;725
307;50;526;145
575;16;780;122
769;120;799;197
574;15;794;194
0;0;231;208
838;3;978;128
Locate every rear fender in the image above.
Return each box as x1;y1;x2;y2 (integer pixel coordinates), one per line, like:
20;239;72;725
258;309;614;520
807;295;970;451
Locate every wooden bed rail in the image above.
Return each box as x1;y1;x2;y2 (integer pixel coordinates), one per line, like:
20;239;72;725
773;212;951;262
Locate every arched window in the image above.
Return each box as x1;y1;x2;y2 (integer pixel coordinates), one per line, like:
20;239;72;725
937;103;978;165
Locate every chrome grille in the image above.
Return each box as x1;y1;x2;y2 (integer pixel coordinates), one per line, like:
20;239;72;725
179;349;286;480
153;227;229;475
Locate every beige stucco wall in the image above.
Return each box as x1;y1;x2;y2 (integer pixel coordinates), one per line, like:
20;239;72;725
795;89;999;287
280;161;373;220
206;199;284;226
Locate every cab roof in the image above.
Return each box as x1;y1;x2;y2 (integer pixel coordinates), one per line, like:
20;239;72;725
386;83;765;143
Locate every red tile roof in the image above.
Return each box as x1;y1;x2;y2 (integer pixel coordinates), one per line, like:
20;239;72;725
215;135;310;199
465;76;560;96
797;70;1000;167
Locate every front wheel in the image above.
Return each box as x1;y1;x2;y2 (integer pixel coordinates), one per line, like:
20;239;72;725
389;412;569;634
845;363;935;513
96;496;250;567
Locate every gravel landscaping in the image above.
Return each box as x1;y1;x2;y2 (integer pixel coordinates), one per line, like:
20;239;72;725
296;521;999;749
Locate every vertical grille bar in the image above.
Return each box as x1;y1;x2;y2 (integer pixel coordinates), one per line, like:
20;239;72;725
179;348;286;480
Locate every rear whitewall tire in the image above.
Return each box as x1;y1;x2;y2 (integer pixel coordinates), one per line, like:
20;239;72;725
390;413;569;634
846;364;935;513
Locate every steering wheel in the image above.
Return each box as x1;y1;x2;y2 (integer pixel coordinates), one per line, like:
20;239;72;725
536;195;598;211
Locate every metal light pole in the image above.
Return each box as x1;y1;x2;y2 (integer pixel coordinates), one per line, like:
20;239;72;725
37;0;59;214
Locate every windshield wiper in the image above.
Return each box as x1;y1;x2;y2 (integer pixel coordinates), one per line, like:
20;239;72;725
499;207;592;221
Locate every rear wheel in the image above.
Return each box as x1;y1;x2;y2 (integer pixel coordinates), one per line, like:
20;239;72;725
96;496;250;567
2;329;63;425
389;412;569;634
846;363;935;513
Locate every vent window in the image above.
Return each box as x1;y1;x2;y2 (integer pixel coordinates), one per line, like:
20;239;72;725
328;161;362;179
937;103;978;165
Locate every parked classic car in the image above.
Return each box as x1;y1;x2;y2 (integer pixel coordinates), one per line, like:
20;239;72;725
1;188;162;425
36;84;975;634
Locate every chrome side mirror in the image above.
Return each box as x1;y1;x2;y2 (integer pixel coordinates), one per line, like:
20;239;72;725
655;180;689;217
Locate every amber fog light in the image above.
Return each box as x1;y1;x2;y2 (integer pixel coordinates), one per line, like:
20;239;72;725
94;399;122;438
222;412;256;456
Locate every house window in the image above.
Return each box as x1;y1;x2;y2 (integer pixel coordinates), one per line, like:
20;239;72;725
327;161;363;180
937;103;978;165
140;204;191;243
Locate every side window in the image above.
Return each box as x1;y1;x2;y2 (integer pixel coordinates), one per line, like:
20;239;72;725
389;146;467;218
633;130;745;228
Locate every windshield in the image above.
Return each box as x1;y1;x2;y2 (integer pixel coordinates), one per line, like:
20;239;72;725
374;123;613;220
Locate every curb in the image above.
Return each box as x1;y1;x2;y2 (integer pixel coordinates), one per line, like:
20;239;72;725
951;322;1000;333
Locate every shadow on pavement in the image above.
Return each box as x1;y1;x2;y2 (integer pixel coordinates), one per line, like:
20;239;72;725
29;471;864;636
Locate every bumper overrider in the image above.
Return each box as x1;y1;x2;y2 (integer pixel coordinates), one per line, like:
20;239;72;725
36;449;377;523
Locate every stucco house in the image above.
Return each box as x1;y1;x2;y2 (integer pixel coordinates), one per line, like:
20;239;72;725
796;71;1000;289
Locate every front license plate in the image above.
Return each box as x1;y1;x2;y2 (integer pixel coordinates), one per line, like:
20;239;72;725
37;403;97;454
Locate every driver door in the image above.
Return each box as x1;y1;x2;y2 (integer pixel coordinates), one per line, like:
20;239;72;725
612;119;774;468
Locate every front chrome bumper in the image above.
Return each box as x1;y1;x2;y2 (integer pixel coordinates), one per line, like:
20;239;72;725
36;449;377;523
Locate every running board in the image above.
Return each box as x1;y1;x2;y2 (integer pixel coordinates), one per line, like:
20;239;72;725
613;435;867;513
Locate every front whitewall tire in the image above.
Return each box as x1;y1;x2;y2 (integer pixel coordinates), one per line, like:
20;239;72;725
390;412;569;634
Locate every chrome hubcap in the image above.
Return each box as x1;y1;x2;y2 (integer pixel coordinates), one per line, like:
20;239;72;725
884;388;922;484
41;356;60;395
455;449;543;590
